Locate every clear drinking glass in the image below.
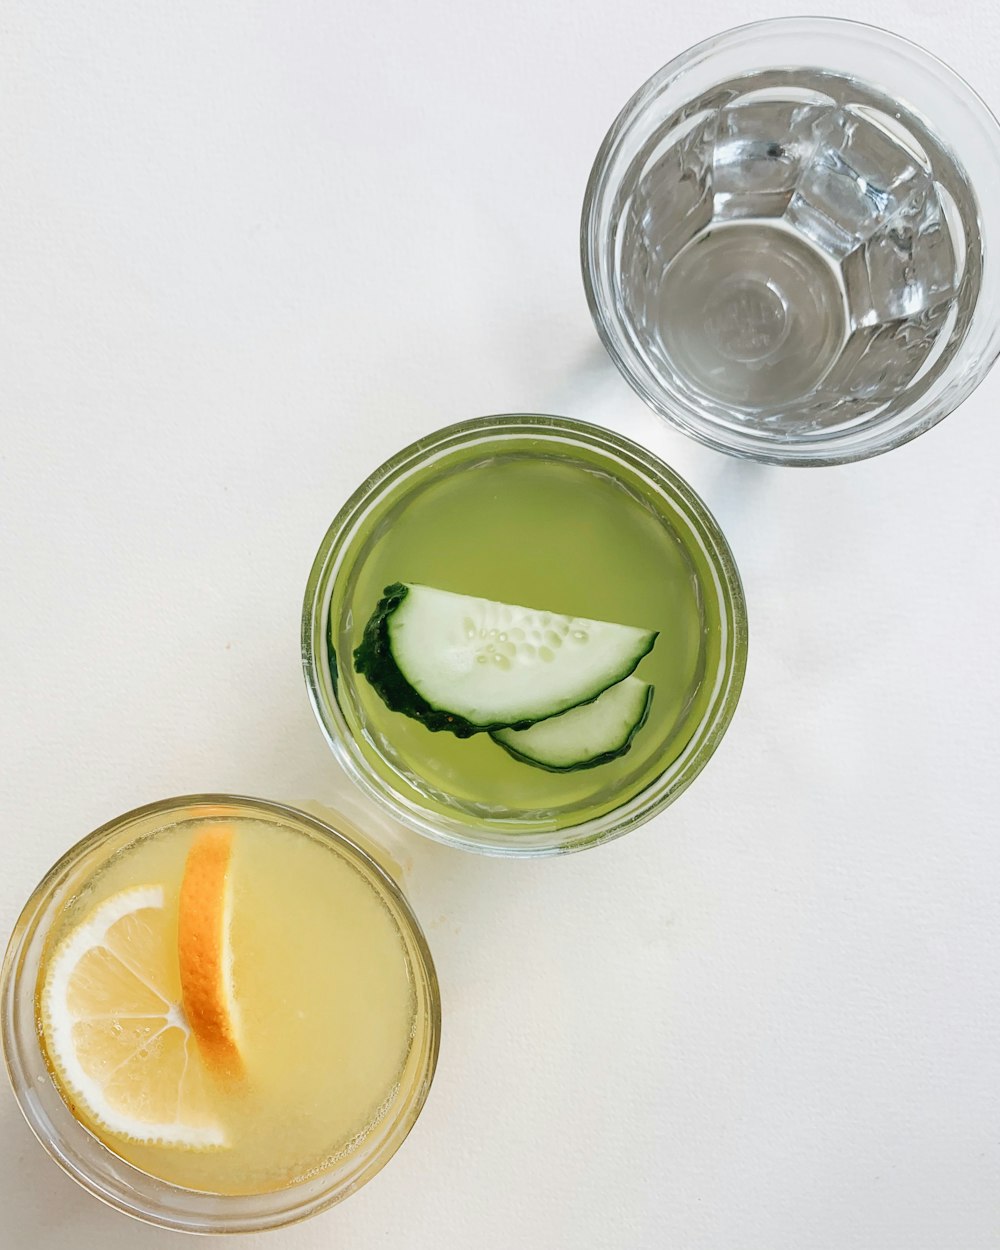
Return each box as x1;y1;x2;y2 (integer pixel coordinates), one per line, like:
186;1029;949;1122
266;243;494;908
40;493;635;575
582;18;1000;464
303;414;747;857
1;795;440;1234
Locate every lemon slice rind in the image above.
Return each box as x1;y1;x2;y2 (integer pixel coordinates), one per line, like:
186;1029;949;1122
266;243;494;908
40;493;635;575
39;884;227;1149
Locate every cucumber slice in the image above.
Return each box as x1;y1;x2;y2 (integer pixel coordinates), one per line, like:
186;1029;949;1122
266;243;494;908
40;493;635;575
491;677;653;771
353;583;657;736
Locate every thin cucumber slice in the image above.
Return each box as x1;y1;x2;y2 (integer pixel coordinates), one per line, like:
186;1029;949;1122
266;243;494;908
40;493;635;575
491;676;653;771
353;583;657;736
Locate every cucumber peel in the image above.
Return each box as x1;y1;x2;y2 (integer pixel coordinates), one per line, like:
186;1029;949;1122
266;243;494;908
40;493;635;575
491;676;653;772
353;583;657;737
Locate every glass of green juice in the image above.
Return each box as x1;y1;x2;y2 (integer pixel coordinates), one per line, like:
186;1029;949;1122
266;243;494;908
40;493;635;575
303;415;747;855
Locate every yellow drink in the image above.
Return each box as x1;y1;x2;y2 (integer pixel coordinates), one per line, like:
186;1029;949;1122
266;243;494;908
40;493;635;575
2;797;439;1231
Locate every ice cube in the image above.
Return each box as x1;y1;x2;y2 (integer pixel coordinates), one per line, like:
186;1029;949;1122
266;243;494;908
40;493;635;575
624;111;717;270
713;98;827;220
816;302;951;408
786;106;931;260
844;180;958;323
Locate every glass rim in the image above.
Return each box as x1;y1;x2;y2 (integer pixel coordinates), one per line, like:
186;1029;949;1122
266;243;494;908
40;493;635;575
580;16;1000;466
302;413;749;857
0;792;441;1235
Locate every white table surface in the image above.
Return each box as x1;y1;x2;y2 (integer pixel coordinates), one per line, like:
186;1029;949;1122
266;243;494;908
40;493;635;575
3;3;1000;1247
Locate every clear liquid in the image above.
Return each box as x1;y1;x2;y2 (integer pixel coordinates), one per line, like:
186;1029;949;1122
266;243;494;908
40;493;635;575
656;218;849;407
617;70;979;429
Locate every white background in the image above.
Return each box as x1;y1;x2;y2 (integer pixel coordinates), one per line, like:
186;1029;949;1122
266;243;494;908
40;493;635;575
2;2;1000;1248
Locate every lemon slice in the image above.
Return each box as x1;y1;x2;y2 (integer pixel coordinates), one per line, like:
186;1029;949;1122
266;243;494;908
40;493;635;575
39;884;227;1148
178;826;243;1077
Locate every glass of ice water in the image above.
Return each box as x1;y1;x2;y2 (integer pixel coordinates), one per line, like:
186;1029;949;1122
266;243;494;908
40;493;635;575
581;18;1000;464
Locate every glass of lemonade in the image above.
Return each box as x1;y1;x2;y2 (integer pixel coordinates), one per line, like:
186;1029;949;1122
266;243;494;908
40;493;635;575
582;18;1000;464
1;795;440;1233
303;415;747;856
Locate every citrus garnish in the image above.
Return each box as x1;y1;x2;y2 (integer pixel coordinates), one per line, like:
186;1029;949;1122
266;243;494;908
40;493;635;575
177;825;243;1078
38;885;226;1148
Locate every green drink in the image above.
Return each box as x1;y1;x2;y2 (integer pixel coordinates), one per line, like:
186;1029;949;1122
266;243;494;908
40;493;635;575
303;416;746;854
